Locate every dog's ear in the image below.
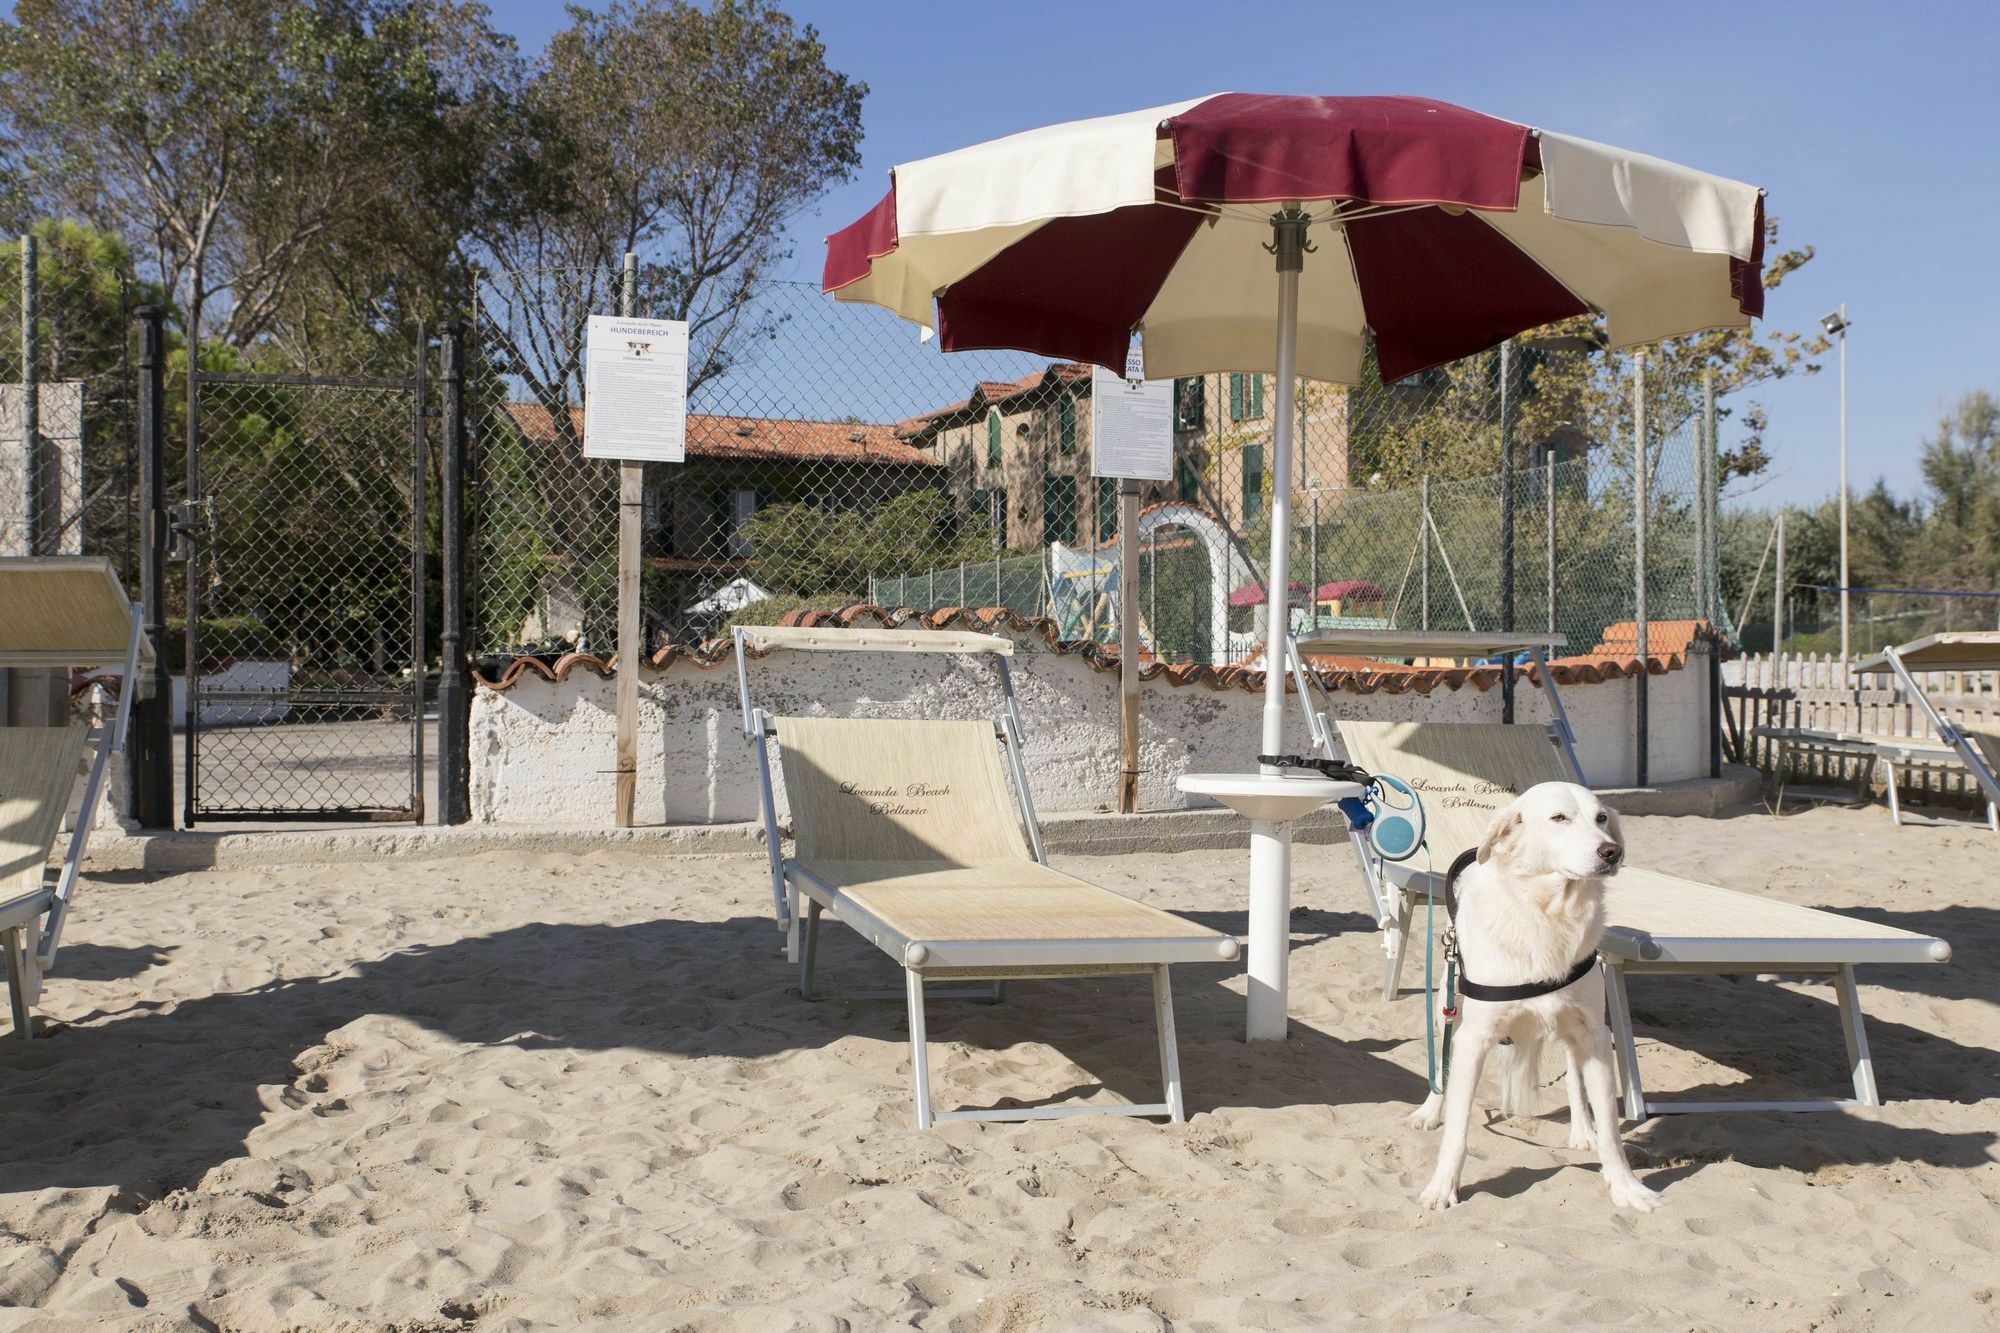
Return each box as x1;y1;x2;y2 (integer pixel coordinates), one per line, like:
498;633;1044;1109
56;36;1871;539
1476;797;1523;865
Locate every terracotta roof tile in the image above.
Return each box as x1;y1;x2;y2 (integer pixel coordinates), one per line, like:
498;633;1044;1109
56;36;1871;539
474;604;1710;696
505;403;938;468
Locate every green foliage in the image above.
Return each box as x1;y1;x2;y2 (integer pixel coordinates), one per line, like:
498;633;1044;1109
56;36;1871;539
740;490;988;601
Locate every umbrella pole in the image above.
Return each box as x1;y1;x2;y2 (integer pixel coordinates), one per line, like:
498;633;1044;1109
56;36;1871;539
1245;206;1311;1043
1260;207;1309;766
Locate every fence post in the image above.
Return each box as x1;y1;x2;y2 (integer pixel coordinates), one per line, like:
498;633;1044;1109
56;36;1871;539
20;233;43;555
1774;511;1787;655
1544;442;1557;634
438;322;471;825
1633;349;1649;787
1499;339;1516;723
1702;369;1718;627
1419;472;1431;631
614;252;641;828
129;306;172;828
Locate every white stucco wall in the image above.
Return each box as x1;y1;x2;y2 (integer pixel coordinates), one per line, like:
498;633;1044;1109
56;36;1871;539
469;626;1714;825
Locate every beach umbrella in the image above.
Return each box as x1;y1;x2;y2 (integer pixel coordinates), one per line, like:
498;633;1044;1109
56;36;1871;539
823;92;1765;764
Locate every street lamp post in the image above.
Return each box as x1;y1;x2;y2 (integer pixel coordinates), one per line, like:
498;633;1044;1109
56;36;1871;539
1822;306;1851;661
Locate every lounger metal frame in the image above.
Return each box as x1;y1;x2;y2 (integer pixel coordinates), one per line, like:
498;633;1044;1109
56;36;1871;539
1755;726;1998;829
2;556;149;1039
732;624;1218;1129
1339;718;1952;1116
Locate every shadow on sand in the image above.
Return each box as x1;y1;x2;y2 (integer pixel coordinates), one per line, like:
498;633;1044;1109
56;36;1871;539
2;903;1991;1207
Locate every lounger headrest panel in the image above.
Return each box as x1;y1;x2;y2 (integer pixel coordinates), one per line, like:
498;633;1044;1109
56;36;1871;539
1336;721;1574;861
740;625;1012;657
774;715;1030;864
1855;631;2000;675
0;726;88;901
0;556;150;666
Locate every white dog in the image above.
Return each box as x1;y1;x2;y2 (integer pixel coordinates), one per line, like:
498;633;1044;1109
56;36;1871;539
1409;781;1661;1213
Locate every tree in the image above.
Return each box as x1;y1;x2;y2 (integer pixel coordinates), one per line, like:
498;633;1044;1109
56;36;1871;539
475;0;866;438
0;0;509;356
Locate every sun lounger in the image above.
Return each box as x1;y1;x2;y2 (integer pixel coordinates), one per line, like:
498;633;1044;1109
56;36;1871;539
1752;724;2000;829
0;557;150;1038
733;624;1238;1128
1336;719;1951;1115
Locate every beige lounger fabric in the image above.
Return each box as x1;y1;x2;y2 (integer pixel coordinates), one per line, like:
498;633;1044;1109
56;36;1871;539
1854;631;2000;675
1603;869;1938;947
1336;718;1940;954
778;716;1215;949
778;716;1030;863
1338;720;1571;859
0;556;151;665
0;726;86;905
791;860;1217;946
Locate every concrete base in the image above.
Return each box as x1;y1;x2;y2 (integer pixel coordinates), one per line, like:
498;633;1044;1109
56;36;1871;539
1596;765;1763;818
85;773;1753;875
87;806;1361;875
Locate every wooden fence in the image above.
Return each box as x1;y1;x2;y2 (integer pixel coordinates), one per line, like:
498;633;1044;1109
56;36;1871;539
1723;651;2000;808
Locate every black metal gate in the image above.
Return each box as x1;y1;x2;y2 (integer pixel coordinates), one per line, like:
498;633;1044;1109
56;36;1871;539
181;360;428;822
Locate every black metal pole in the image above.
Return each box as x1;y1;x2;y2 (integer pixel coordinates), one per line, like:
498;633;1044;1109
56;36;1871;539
1498;341;1516;723
129;306;172;829
437;322;471;824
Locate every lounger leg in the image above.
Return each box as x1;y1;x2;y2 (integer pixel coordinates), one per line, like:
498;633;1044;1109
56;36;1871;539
1152;965;1185;1124
1987;799;1997;835
986;981;1007;1005
1382;888;1415;1001
798;899;822;1000
1836;965;1880;1107
905;967;934;1130
1603;961;1646;1121
4;928;31;1041
784;884;801;963
1884;759;1904;826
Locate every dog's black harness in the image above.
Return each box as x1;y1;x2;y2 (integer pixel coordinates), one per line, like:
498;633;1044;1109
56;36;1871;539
1440;849;1600;1004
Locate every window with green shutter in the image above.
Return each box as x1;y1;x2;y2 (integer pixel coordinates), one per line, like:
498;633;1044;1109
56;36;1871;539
1249;374;1264;417
1095;478;1117;540
1242;443;1265;522
1058;393;1077;454
987;408;1002;467
1175;456;1200;505
1228;373;1243;422
1042;474;1076;544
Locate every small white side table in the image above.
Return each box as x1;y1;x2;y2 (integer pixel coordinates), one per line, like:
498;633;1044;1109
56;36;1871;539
1176;771;1362;1041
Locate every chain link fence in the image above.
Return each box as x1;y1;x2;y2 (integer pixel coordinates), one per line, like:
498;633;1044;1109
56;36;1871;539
0;227;140;574
458;259;1723;670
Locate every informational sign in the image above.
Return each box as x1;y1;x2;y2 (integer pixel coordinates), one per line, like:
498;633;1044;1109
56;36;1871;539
582;314;689;462
1090;348;1173;481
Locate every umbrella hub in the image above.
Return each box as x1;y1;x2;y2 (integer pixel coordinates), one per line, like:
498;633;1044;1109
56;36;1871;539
1264;206;1317;272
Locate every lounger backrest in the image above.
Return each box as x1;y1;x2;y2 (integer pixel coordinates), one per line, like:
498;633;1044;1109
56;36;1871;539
0;556;145;666
0;726;88;902
774;715;1031;864
1336;720;1575;861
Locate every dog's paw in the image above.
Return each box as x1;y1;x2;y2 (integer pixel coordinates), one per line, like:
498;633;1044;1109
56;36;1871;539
1404;1103;1443;1132
1417;1176;1460;1211
1608;1177;1663;1213
1566;1122;1594;1151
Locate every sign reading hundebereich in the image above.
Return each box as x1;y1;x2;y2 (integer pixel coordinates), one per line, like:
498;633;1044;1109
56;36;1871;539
583;314;689;462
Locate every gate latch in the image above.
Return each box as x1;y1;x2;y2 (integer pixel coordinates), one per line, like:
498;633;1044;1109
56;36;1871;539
167;496;215;561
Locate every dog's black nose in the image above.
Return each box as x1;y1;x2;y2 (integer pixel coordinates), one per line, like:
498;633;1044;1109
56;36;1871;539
1597;841;1622;865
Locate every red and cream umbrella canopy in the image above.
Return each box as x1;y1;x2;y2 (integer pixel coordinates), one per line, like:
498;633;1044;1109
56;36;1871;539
823;92;1765;764
824;93;1764;386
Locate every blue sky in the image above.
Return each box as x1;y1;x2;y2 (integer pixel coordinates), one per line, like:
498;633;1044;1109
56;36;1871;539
16;0;1986;511
502;0;1997;512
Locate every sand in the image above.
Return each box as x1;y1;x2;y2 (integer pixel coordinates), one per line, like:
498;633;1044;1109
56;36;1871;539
2;802;1997;1329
